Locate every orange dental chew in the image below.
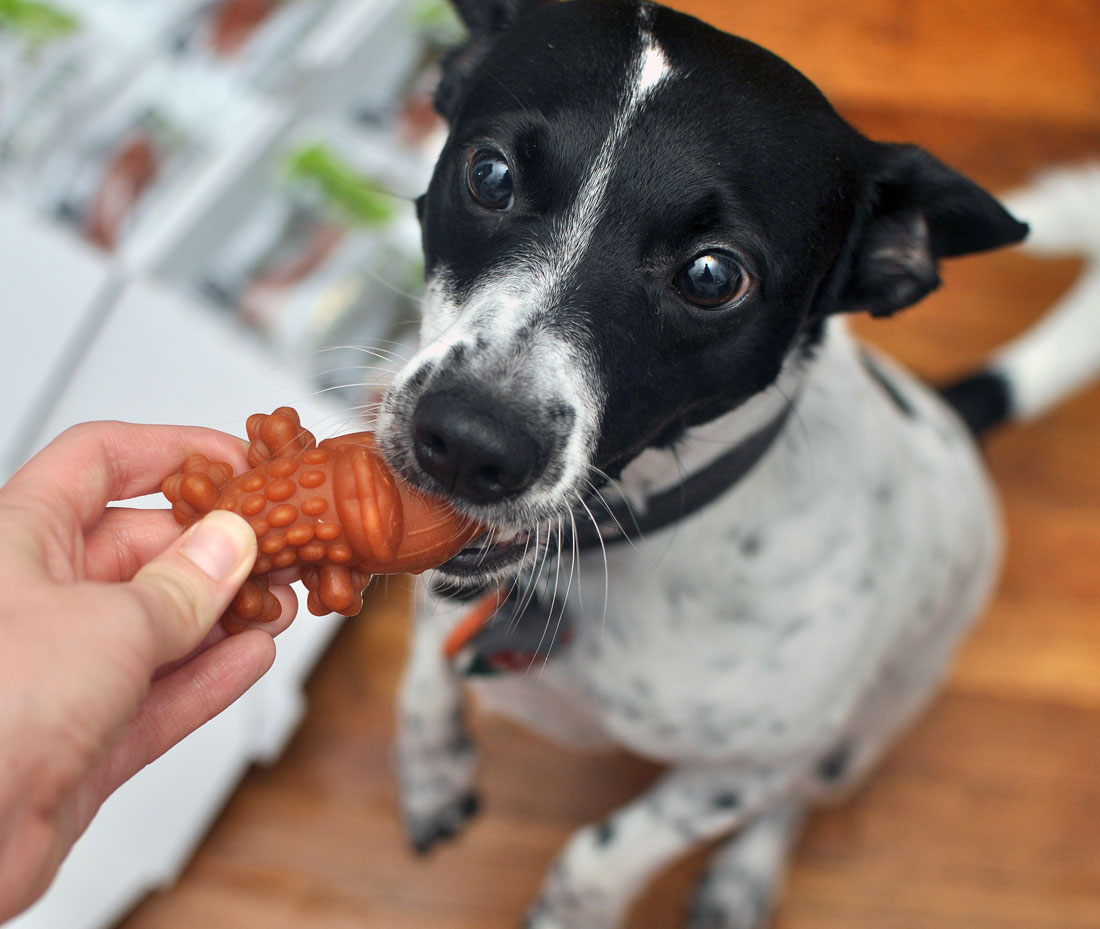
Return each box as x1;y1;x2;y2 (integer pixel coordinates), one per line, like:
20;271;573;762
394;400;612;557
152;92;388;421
162;407;482;631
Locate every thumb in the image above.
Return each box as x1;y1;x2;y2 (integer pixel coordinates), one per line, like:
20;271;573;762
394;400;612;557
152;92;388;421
128;510;258;666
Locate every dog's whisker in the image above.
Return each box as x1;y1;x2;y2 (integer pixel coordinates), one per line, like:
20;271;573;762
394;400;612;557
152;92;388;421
505;532;538;631
522;518;562;664
305;378;389;400
506;522;548;634
432;516;487;561
369;331;420;353
564;504;592;629
539;515;579;680
527;515;567;676
309;405;385;435
771;381;815;472
629;446;691;570
484;67;540;123
579;474;644;556
471;526;494;570
307;370;398;391
349;254;426;304
495;567;528;633
574;492;611;631
310;343;409;364
584;467;643;531
566;504;583;617
522;520;555;624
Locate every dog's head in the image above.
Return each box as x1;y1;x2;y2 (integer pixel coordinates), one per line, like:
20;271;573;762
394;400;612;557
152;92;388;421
376;0;1027;584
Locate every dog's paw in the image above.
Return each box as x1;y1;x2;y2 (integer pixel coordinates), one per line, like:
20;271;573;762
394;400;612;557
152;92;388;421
523;897;589;929
406;790;481;855
687;867;774;929
523;895;621;929
398;736;480;854
521;898;556;929
522;854;625;929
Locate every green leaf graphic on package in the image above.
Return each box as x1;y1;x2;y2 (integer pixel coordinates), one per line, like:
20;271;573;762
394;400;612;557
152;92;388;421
0;0;80;45
287;144;395;229
413;0;464;43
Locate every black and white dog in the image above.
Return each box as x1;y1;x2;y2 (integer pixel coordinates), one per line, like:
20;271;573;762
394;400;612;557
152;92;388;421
373;1;1100;926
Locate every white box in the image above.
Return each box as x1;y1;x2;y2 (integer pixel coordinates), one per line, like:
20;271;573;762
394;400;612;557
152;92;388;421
0;200;115;479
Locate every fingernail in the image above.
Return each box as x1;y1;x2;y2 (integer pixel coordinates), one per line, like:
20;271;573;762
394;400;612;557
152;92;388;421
180;511;256;582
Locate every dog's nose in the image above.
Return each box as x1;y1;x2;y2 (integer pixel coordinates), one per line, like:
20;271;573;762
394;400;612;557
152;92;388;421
411;391;546;503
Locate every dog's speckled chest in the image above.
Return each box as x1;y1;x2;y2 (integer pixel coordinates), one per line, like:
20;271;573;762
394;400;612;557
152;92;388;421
513;324;1001;765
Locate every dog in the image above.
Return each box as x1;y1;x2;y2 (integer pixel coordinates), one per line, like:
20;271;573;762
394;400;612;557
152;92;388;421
371;2;1100;926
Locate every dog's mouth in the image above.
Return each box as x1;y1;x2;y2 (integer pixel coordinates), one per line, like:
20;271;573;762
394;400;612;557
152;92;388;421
438;526;534;579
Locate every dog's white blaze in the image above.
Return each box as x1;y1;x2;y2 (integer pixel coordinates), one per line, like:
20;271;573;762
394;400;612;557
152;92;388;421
549;30;672;294
638;40;671;95
398;275;464;386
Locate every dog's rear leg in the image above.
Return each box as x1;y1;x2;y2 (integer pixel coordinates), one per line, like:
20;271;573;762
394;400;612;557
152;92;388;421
525;765;802;929
688;800;806;929
396;593;480;854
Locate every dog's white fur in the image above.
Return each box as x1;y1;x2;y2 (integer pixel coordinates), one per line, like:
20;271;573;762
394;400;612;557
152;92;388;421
389;18;1100;925
400;317;1001;928
487;320;1000;765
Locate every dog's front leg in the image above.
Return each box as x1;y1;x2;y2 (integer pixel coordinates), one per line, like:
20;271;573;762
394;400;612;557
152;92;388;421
687;799;806;929
525;764;802;929
396;590;480;853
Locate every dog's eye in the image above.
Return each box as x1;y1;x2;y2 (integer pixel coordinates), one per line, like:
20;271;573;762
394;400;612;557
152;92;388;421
467;148;514;211
675;252;751;309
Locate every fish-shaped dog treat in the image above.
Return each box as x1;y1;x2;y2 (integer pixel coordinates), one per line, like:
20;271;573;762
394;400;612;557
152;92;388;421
163;407;482;630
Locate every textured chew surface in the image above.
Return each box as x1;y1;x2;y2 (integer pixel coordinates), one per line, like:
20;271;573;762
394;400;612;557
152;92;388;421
163;407;482;631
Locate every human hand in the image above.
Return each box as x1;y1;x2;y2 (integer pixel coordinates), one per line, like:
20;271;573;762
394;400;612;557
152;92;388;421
0;421;299;920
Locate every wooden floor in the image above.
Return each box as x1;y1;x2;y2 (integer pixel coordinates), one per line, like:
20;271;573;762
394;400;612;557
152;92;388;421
119;2;1100;928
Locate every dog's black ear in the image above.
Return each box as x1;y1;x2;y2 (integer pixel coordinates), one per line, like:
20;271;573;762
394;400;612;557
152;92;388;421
834;144;1028;317
436;0;528;121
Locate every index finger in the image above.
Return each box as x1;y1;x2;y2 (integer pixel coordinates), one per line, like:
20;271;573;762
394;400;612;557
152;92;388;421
2;421;250;530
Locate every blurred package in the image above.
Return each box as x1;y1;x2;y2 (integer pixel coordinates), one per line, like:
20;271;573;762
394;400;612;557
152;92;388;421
352;0;463;151
0;1;231;182
0;3;134;194
201;133;425;406
165;0;336;91
33;59;273;253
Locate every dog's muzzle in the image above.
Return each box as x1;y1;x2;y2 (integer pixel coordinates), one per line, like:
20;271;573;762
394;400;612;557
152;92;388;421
411;389;550;505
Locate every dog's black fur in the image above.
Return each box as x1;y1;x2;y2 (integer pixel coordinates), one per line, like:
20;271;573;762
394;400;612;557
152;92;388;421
409;0;1025;498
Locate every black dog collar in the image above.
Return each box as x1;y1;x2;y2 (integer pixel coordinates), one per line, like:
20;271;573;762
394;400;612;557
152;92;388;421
572;402;794;552
441;402;795;674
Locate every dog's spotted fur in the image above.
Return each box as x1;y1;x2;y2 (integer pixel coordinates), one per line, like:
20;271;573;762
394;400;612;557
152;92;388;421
376;3;1098;927
397;323;1000;928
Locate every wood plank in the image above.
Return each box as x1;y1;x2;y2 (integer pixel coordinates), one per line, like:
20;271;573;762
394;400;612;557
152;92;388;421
834;105;1100;192
665;0;1100;127
776;693;1100;929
